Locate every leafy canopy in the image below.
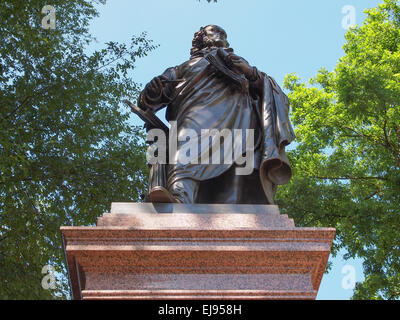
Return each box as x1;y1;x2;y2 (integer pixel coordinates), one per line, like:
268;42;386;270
0;0;153;299
277;0;400;300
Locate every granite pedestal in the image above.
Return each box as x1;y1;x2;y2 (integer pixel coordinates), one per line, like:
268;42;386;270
61;203;335;300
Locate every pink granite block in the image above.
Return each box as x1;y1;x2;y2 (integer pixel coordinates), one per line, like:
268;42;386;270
61;203;335;300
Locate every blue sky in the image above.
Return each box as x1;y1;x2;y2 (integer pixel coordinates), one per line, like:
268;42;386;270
88;0;383;299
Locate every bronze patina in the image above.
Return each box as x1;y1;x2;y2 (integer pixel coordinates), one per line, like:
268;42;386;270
131;25;295;204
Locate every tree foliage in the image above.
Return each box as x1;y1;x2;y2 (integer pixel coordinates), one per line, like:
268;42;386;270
277;0;400;299
0;0;153;299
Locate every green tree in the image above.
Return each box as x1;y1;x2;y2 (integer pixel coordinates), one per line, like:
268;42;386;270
277;0;400;299
0;0;154;299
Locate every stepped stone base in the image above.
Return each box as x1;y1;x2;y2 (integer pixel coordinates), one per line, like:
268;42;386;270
61;203;335;300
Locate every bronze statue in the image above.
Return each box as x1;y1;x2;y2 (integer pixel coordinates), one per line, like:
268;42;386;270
131;25;295;204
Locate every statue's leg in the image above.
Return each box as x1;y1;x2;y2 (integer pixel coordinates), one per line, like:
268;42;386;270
147;163;179;203
237;168;269;204
148;163;168;191
169;178;199;204
197;166;239;203
197;165;268;204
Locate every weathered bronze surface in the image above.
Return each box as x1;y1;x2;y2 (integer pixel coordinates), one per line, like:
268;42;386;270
135;25;295;204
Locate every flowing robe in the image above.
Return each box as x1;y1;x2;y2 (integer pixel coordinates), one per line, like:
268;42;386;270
138;48;295;204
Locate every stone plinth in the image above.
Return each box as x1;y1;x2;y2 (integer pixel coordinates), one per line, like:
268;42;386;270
61;203;335;300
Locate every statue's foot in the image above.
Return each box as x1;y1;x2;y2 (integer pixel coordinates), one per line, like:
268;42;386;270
149;186;178;203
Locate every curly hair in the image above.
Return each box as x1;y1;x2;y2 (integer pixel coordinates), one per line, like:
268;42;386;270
190;25;229;58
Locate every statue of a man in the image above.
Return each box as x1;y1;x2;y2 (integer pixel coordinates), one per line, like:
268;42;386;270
138;25;295;204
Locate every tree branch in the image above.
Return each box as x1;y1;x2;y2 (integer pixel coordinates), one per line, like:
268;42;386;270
343;126;385;148
343;123;400;167
0;95;33;124
315;176;387;181
364;188;382;200
0;83;60;126
388;291;400;300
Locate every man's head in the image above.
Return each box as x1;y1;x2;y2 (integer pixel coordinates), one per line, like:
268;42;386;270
190;25;230;57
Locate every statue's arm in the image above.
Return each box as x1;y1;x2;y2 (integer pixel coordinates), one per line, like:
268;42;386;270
138;67;177;112
245;66;264;97
247;66;264;88
223;52;264;95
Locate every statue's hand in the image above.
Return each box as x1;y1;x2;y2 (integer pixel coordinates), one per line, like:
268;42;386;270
145;75;167;100
226;53;253;79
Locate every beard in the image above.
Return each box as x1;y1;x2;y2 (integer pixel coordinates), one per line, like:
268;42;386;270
190;35;231;59
204;36;230;49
